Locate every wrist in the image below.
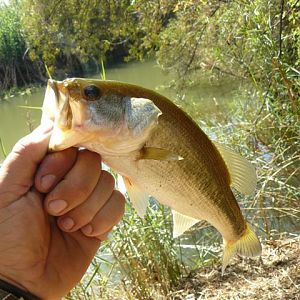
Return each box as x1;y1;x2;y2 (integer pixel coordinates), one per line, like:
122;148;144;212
0;274;28;292
0;278;40;300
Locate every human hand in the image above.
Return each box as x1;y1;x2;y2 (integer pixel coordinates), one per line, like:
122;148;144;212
0;123;125;299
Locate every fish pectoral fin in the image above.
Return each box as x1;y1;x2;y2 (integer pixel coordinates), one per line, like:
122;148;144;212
172;210;200;238
123;176;149;218
222;223;262;275
213;142;257;195
48;127;80;151
139;147;184;161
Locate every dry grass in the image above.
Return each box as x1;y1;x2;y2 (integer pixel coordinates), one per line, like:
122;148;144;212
171;236;300;299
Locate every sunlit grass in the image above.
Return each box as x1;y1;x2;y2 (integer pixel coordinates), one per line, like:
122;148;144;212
67;201;192;299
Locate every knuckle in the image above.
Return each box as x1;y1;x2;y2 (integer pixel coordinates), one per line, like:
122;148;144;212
101;171;115;188
111;190;126;215
71;211;94;229
51;180;90;203
46;151;65;165
80;149;101;163
75;184;92;200
12;138;32;157
112;190;125;203
89;221;107;237
12;137;41;164
47;148;77;167
80;204;98;221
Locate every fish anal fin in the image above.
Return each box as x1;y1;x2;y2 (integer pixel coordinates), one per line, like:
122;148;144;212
222;223;262;275
213;142;257;195
139;147;183;161
172;210;200;238
123;176;149;218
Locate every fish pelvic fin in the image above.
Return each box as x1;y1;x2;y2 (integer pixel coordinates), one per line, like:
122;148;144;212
222;223;262;275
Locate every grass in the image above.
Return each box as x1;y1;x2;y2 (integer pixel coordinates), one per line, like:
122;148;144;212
66;200;189;299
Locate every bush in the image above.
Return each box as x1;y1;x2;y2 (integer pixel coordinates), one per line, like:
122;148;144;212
0;3;43;90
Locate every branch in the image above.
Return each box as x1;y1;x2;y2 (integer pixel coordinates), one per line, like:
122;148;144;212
183;3;222;76
278;0;284;58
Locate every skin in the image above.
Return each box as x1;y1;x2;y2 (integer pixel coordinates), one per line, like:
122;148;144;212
0;122;125;300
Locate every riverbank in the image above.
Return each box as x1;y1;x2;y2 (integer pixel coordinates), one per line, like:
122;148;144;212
171;236;300;299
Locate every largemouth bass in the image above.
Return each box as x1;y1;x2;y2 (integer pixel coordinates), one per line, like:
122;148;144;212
41;78;262;273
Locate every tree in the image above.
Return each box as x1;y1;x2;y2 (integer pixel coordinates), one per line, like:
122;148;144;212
0;2;41;90
21;0;134;76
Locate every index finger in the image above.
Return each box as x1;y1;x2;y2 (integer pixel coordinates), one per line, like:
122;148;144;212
34;147;78;193
0;123;52;207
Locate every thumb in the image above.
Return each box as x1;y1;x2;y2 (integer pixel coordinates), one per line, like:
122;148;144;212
0;122;53;206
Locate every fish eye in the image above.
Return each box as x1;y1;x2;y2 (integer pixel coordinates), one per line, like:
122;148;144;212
83;85;101;101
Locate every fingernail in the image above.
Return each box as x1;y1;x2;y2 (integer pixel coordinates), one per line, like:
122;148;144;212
81;224;93;235
48;200;67;214
41;174;56;190
60;217;75;230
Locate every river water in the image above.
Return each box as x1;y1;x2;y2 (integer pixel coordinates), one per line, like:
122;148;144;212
0;60;239;162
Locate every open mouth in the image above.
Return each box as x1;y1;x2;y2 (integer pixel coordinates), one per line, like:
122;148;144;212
42;79;73;129
42;79;96;152
41;79;74;152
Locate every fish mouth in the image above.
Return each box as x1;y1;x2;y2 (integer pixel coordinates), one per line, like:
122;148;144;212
42;79;79;152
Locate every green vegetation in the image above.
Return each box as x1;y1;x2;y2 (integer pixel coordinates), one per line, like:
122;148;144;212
0;2;43;91
20;0;134;77
0;0;299;298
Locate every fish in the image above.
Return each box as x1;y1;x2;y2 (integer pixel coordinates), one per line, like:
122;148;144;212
41;78;262;273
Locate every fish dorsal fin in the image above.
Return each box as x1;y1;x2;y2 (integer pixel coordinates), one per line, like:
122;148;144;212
213;142;257;195
172;210;200;238
139;147;184;161
123;176;149;218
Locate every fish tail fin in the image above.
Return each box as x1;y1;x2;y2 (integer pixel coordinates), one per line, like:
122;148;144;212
222;223;262;275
